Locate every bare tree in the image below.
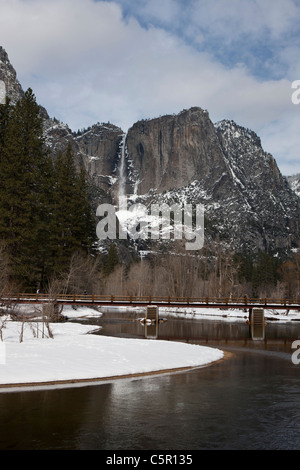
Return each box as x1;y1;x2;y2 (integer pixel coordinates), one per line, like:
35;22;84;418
57;252;101;295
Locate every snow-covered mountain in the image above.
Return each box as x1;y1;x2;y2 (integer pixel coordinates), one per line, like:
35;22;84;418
287;174;300;198
0;47;24;104
116;109;299;255
1;46;299;257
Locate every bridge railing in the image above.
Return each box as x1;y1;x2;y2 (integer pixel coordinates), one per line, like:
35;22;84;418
4;293;300;307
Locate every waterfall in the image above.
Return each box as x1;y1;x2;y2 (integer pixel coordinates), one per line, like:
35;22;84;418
118;132;127;202
117;132;129;239
133;178;140;196
119;131;141;198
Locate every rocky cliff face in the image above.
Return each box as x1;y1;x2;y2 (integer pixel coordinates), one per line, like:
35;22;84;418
212;119;300;253
75;123;123;194
122;111;300;255
287;174;300;198
44;120;123;194
125;107;227;195
1;46;299;257
0;46;24;104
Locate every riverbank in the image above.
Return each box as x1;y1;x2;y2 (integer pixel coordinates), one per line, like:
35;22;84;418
0;303;298;392
0;308;224;391
161;305;300;322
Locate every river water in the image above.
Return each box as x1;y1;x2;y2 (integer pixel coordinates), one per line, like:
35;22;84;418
0;312;299;450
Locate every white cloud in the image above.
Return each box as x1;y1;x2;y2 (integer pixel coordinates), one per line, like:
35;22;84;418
190;0;299;39
260;106;300;177
0;0;299;175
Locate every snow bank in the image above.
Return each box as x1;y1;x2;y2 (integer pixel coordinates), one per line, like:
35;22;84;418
161;306;300;322
2;302;296;391
0;317;223;389
14;304;103;319
14;303;300;323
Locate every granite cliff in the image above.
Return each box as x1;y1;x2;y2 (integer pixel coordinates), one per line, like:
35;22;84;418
125;107;225;195
287;173;300;198
1;46;299;257
119;110;300;255
0;47;24;104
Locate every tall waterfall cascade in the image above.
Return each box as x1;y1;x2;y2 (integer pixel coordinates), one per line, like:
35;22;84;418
118;132;127;203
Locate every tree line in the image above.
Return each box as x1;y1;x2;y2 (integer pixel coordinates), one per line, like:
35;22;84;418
57;240;300;300
100;246;300;300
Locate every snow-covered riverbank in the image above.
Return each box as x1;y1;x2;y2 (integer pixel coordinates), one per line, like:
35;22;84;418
0;303;298;392
160;305;300;322
0;306;224;391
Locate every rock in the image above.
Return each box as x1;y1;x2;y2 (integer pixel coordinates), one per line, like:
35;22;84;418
122;109;300;255
75;123;123;193
0;46;24;104
125;107;226;195
287;173;300;198
1;45;299;257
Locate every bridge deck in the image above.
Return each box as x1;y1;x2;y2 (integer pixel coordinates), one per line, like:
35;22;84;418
4;294;300;310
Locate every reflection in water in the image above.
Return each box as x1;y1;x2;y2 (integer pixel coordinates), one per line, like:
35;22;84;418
250;308;265;340
0;315;299;450
145;322;158;339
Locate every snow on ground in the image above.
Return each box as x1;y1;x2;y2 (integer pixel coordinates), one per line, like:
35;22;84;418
160;306;300;322
0;303;298;391
14;302;300;323
0;306;223;389
60;304;300;322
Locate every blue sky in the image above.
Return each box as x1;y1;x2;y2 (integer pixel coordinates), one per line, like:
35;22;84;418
105;0;300;80
0;0;300;175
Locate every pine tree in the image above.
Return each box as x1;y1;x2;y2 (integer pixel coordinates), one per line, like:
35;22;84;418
74;165;97;252
0;97;12;151
0;89;52;289
251;252;281;296
0;90;97;289
104;243;119;276
51;142;96;274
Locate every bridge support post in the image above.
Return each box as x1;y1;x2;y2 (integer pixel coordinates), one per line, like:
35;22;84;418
249;308;253;322
250;308;265;340
146;305;159;323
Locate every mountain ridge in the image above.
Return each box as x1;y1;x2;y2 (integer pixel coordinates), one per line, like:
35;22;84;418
1;46;299;258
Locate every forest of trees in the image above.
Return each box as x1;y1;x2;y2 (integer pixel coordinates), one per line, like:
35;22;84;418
0;88;300;300
0;89;96;292
99;243;300;300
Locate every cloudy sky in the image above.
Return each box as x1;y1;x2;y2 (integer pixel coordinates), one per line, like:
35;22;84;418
0;0;300;175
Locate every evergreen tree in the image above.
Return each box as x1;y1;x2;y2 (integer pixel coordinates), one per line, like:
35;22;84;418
0;89;99;290
0;89;52;289
103;243;119;276
0;97;12;152
74;165;97;252
233;253;253;284
251;252;281;296
51;142;96;274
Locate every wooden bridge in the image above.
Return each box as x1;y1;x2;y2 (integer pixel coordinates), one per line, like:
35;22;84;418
5;293;300;311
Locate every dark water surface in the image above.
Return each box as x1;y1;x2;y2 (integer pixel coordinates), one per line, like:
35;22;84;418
0;314;299;450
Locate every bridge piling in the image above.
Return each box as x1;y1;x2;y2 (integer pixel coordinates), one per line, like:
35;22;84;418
146;305;159;323
250;308;265;340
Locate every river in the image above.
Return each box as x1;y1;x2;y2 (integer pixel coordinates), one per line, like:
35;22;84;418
0;312;299;450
